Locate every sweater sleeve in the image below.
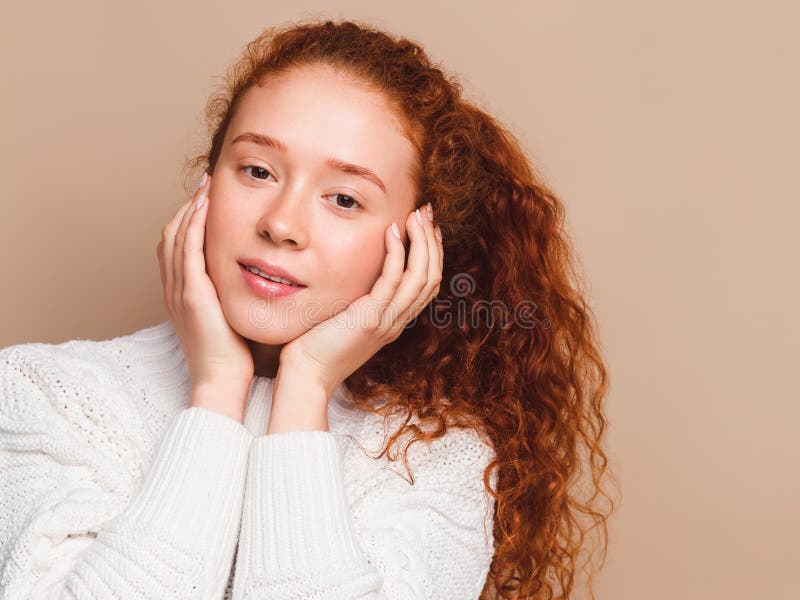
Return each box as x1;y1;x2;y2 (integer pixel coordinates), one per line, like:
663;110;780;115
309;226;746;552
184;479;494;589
230;426;497;600
0;346;253;599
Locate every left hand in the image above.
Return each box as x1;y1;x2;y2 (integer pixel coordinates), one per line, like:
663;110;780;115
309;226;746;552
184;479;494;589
279;204;443;398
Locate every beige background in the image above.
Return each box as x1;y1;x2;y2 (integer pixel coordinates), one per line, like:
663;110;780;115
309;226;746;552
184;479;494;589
2;1;798;598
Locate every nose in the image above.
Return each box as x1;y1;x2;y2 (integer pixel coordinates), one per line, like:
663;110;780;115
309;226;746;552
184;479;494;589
256;187;309;248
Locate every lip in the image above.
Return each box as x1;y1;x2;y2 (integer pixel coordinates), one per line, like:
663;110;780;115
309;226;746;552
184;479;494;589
237;258;306;287
238;263;306;299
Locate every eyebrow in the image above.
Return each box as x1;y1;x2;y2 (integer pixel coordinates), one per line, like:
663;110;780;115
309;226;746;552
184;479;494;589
231;131;387;194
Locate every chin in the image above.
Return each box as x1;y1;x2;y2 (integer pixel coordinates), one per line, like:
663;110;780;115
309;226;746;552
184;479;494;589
241;324;306;346
220;300;306;345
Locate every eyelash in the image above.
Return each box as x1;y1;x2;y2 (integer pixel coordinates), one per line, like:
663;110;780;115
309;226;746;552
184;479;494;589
240;165;362;213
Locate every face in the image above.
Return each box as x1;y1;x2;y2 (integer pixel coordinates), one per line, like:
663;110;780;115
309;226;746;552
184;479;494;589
204;63;418;359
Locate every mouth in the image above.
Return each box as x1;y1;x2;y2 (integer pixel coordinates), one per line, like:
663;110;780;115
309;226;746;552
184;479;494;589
237;260;307;288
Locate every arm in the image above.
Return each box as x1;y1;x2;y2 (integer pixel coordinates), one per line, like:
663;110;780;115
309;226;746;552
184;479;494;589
230;422;497;599
0;346;253;599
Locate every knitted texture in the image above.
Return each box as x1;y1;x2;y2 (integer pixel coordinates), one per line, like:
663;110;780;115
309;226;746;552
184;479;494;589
0;321;497;599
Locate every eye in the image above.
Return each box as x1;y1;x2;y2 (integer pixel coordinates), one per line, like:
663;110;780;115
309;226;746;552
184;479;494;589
241;165;275;181
327;193;362;212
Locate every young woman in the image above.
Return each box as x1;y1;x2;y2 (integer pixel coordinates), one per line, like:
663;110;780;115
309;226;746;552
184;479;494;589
0;19;614;600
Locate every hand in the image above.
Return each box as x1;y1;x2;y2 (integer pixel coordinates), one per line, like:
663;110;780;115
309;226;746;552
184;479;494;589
156;173;255;420
278;204;443;398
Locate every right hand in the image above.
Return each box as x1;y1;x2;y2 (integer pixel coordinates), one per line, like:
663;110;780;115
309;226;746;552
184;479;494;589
156;172;254;421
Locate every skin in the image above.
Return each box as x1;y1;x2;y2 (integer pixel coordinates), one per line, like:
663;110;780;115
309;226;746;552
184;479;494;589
156;63;443;432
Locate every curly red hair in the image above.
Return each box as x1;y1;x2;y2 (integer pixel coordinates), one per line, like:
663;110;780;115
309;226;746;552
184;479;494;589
186;18;617;600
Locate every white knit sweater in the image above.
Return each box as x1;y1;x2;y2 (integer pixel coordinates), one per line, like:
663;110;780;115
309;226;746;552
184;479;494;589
0;320;497;599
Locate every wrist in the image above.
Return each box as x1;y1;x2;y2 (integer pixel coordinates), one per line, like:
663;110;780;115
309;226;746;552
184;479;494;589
190;381;251;424
267;367;330;434
277;355;335;397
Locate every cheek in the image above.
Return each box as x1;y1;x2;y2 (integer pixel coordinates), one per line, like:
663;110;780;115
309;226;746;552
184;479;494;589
202;212;222;266
317;231;386;298
204;199;243;253
203;203;241;281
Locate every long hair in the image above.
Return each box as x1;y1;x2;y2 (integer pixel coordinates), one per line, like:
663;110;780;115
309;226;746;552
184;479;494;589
186;18;617;600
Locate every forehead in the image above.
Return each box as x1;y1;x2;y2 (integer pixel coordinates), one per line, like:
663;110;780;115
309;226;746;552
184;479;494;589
225;65;417;172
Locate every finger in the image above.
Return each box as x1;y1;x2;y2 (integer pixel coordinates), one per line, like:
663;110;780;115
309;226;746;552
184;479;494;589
386;207;430;326
174;174;210;304
435;224;443;276
368;221;407;313
172;199;197;306
421;202;442;300
405;202;440;321
182;182;210;293
161;197;194;311
156;239;165;289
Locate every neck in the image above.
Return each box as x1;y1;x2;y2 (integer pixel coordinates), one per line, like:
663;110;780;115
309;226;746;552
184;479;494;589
246;339;283;379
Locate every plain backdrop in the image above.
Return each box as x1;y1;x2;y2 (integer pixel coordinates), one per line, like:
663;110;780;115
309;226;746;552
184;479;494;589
2;1;798;599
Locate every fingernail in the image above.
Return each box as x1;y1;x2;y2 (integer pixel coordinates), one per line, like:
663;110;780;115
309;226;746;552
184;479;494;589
435;225;442;242
426;202;433;221
415;208;424;225
196;172;208;190
195;194;206;210
391;221;400;239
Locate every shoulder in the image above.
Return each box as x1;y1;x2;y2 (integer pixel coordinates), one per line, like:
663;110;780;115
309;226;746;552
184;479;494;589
402;424;497;500
356;408;496;468
345;409;497;502
0;320;180;422
0;335;107;424
0;321;187;482
0;321;187;509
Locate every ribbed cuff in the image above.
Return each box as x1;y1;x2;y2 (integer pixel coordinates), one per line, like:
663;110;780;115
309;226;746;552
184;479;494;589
239;430;364;575
121;407;254;558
